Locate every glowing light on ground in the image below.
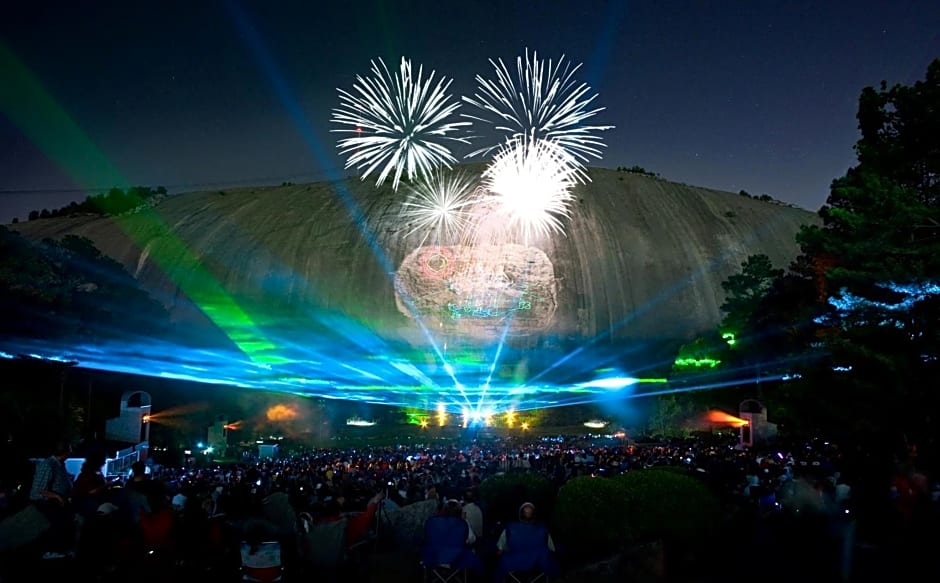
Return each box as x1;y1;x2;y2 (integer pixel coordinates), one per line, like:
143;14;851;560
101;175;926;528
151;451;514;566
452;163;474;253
674;357;721;368
331;57;471;190
479;138;577;244
346;417;377;427
583;420;608;429
463;48;613;176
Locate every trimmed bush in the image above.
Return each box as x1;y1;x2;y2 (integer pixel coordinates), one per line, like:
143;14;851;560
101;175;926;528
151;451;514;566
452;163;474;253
553;476;631;559
613;468;720;548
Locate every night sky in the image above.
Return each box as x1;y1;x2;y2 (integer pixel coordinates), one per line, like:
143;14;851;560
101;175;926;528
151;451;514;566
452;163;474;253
1;0;938;222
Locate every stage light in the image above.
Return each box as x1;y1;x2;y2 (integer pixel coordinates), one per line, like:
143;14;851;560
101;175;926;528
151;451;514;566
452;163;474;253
705;410;748;428
575;376;639;390
583;420;607;429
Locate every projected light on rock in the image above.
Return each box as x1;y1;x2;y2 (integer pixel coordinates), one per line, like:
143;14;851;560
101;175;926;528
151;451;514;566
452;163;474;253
0;47;716;420
395;243;557;338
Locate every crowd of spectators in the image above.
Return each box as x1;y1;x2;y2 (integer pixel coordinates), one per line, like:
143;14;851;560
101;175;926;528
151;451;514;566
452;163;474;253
0;434;935;582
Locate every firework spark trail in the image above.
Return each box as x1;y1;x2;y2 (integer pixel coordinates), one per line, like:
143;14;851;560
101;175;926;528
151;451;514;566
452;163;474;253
332;57;472;190
462;49;614;178
401;170;480;245
480;137;578;245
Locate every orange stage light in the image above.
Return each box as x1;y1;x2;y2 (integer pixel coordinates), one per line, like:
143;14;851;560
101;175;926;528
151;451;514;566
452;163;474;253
706;410;749;428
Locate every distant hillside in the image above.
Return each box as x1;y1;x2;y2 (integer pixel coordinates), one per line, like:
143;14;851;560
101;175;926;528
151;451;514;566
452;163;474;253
11;167;818;349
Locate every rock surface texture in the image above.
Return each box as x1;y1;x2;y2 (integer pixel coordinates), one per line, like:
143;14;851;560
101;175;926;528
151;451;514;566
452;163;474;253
11;169;817;349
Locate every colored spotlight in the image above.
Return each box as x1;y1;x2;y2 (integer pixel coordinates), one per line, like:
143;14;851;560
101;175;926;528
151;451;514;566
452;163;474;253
575;376;639;390
705;410;748;427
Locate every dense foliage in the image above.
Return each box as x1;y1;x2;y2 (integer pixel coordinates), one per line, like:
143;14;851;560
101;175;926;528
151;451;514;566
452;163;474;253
23;185;167;222
0;226;168;341
553;469;720;560
678;59;940;463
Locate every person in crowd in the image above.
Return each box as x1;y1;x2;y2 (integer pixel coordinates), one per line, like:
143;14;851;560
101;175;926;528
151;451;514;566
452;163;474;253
494;502;559;582
316;489;384;548
29;440;74;559
461;489;483;542
72;452;107;519
114;461;152;526
421;499;481;574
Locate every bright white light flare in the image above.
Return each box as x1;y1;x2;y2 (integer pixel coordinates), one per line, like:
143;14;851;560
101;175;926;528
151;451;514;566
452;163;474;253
401;170;479;244
481;138;577;244
332;57;472;190
463;49;613;178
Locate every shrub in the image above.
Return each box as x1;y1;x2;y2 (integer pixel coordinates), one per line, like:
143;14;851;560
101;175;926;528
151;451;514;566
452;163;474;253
553;476;630;559
479;472;555;528
613;468;720;548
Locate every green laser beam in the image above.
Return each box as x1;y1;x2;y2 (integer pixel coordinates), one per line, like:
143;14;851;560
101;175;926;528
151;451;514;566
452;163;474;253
0;42;281;363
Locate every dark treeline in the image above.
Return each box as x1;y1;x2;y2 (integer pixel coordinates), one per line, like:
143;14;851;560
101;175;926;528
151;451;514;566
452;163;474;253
16;185;168;223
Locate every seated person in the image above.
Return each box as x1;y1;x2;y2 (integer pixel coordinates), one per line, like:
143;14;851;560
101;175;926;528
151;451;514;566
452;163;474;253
421;499;482;573
494;503;559;582
315;490;383;549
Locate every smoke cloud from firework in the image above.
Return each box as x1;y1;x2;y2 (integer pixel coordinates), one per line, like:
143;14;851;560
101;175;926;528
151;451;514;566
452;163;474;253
266;403;300;422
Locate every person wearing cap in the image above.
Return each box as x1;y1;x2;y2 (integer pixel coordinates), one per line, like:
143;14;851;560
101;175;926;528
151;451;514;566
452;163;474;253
494;502;559;582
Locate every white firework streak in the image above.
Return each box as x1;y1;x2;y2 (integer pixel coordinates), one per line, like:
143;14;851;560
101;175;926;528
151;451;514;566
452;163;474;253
401;170;480;245
462;49;614;180
332;57;472;190
480;138;578;245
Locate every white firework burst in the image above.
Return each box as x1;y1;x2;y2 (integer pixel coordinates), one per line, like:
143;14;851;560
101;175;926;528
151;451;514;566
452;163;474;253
462;49;613;179
332;57;472;190
480;137;578;245
401;170;479;245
